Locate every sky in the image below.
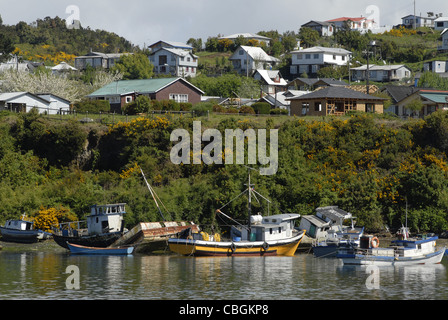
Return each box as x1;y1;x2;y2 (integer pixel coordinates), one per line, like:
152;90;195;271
1;0;448;48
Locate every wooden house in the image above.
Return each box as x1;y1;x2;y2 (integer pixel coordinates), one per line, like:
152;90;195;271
288;86;386;116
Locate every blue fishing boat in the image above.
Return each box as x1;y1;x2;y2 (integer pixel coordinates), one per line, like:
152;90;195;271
337;230;445;266
67;242;134;255
0;217;52;243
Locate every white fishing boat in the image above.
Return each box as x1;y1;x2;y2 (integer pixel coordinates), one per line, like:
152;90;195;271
337;228;445;266
299;206;364;258
169;171;305;257
0;217;51;243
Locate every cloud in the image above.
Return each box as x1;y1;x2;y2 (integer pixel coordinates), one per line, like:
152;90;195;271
1;0;448;47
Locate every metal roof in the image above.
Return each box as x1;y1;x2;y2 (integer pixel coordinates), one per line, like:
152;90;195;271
287;86;386;101
88;77;204;97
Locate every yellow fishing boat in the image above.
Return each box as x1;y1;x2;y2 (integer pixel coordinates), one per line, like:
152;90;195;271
169;172;305;257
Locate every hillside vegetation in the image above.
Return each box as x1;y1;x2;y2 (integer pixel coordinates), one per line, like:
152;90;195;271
1;109;448;234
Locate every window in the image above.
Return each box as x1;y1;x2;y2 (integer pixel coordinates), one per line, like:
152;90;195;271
125;96;133;103
333;55;336;60
305;54;311;59
365;103;375;113
169;94;188;103
313;54;319;59
297;53;303;60
239;50;244;55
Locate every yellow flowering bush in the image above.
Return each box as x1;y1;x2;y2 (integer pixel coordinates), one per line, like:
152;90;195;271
33;206;78;232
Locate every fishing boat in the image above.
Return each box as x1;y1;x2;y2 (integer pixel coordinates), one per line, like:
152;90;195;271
298;206;364;258
168;172;305;257
0;217;52;243
337;229;445;266
67;243;134;255
52;203;127;250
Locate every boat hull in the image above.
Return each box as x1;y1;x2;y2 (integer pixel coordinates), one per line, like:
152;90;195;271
338;248;446;266
67;243;134;255
169;232;305;257
0;227;44;243
53;232;122;249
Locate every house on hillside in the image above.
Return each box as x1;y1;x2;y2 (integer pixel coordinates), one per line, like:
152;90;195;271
0;56;44;73
87;77;204;112
219;33;272;46
380;85;420;115
439;29;448;52
258;90;311;114
0;92;70;114
301;21;336;37
351;64;412;82
287;77;347;91
435;17;448;31
326;16;376;33
149;47;198;78
290;46;351;77
401;14;435;28
423;60;448;74
75;51;129;70
394;88;448;117
288;86;386;116
253;69;287;95
148;41;193;52
229;45;280;75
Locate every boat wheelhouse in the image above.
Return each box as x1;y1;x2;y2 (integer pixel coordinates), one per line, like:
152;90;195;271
52;203;126;249
0;218;51;243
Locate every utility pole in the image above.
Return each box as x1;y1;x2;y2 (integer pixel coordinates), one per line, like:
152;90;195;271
414;0;417;30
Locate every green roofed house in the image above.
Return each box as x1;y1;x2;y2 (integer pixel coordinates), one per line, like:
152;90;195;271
87;77;204;112
394;89;448;118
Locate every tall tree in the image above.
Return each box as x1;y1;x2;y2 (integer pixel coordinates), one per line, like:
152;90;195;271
0;33;14;62
111;53;154;80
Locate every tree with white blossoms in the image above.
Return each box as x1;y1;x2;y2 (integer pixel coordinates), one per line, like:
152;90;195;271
0;68;123;103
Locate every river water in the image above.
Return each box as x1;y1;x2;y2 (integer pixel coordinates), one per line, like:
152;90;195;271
1;241;448;303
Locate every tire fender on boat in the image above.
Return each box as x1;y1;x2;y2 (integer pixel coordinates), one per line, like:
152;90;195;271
230;242;236;254
262;242;269;251
371;237;380;248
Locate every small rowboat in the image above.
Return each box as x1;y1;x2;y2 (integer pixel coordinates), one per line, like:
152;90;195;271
67;242;134;255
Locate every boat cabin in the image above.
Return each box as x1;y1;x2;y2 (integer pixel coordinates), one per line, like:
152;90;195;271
232;214;300;242
299;206;354;239
4;220;34;231
87;203;126;235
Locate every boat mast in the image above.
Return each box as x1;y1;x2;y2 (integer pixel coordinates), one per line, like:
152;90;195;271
140;167;166;222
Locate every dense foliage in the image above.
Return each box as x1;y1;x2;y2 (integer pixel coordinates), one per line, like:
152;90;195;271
1;110;448;236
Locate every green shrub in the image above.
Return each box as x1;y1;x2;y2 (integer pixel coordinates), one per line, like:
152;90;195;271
239;106;255;114
74;99;110;113
270;108;288;115
251;102;271;115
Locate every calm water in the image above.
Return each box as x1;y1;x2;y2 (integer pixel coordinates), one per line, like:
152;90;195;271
1;242;448;301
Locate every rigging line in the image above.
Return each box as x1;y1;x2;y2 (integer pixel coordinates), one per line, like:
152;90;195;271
216;209;249;231
139;167;166;222
217;189;248;211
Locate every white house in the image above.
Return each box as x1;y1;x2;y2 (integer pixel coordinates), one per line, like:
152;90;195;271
0;92;71;115
149;47;198;78
435;17;448;31
75;51;128;70
290;46;351;77
351;64;412;82
423;60;448;73
253;69;287;95
301;21;336;37
229;45;280;75
326;16;376;33
38;94;72;113
401;15;435;28
439;29;448;51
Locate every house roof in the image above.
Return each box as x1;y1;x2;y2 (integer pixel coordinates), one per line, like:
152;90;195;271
88;77;204;97
352;64;411;71
230;46;279;63
255;69;287;86
151;47;198;59
0;92;51;105
301;20;334;27
402;14;435;20
381;85;420;103
291;46;352;55
418;90;448;103
288;77;347;88
287;86;386;101
148;41;193;51
76;52;127;59
327;17;368;22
